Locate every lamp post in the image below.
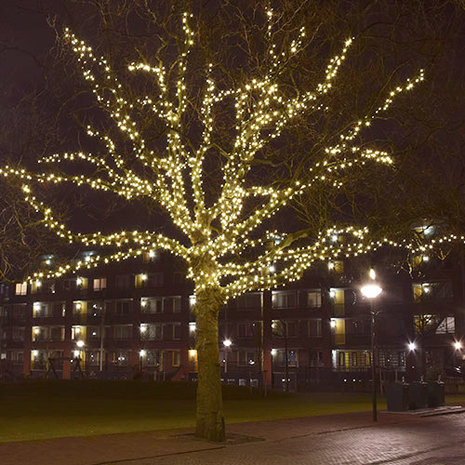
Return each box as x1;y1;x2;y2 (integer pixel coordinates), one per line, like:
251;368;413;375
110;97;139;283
361;269;382;422
223;338;232;374
453;340;463;375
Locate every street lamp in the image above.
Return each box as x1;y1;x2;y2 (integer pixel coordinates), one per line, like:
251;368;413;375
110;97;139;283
361;269;382;422
223;339;232;374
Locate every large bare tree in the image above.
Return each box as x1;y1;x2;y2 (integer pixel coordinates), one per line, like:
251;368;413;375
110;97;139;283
1;0;463;441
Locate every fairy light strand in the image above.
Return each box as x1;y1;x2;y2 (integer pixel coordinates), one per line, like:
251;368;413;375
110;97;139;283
0;9;438;302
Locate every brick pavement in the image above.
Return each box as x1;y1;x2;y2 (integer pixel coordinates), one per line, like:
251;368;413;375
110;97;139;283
1;409;464;465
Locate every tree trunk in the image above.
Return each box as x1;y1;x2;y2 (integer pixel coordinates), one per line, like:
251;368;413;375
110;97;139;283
194;285;225;442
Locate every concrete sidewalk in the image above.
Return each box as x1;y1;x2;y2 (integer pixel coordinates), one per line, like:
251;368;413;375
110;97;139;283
0;408;460;465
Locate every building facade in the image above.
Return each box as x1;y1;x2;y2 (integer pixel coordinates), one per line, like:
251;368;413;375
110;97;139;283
0;249;464;390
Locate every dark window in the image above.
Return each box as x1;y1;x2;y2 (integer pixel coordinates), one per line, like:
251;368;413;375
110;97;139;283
115;274;131;289
308;319;322;337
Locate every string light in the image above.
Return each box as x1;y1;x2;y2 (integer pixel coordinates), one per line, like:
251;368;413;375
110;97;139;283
0;8;441;303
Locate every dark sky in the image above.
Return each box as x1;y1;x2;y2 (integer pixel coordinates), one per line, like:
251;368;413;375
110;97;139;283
1;0;465;240
0;2;55;87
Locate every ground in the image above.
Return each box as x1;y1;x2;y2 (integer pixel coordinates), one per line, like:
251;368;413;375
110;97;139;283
1;381;465;465
1;408;465;464
0;380;406;442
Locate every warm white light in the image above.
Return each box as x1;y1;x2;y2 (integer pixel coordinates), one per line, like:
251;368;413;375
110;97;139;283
223;339;232;347
149;250;156;258
189;349;197;357
33;327;40;334
35;280;42;288
139;349;147;357
408;342;416;351
271;349;277;356
76;339;85;348
269;264;276;273
140;299;147;307
369;268;376;280
328;262;335;270
32;350;39;357
140;324;147;333
189;322;196;333
423;255;429;262
73;350;80;357
361;283;382;299
454;341;463;351
76;277;83;286
330;319;337;328
140;273;148;281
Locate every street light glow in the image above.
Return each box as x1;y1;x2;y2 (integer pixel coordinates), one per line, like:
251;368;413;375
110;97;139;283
223;339;232;347
361;283;382;299
408;342;417;351
454;341;463;351
76;339;85;348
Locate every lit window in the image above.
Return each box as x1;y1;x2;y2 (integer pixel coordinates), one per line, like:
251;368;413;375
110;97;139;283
93;278;107;291
436;317;455;334
15;283;27;296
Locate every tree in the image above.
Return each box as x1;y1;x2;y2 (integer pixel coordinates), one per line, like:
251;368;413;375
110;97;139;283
0;1;461;441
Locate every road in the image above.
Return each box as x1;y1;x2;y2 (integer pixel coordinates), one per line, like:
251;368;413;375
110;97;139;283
119;412;465;465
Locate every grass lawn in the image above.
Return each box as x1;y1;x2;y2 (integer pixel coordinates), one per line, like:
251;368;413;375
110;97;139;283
0;381;463;443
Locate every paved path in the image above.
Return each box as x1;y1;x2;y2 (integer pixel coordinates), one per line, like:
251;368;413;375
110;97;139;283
1;409;464;465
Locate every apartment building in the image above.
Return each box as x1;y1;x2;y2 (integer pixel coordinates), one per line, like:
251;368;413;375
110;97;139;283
0;249;463;390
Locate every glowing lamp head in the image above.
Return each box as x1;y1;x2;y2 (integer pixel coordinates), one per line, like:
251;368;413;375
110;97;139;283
76;339;85;348
454;341;463;351
361;283;382;299
408;342;417;351
139;349;147;357
330;319;337;328
223;339;232;348
271;349;277;356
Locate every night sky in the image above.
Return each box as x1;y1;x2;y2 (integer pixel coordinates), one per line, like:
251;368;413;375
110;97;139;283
1;0;465;258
